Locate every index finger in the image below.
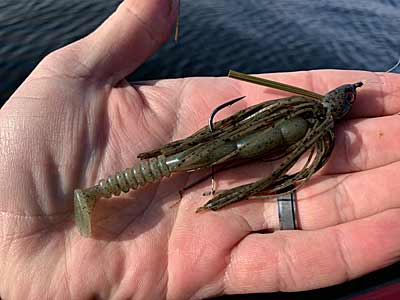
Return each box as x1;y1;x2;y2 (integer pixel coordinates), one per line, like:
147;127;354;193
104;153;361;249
232;70;400;118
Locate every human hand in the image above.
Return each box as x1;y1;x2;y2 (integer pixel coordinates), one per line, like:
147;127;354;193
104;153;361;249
1;0;400;299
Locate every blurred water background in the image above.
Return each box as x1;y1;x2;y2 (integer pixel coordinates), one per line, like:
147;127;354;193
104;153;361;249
0;0;399;298
1;0;399;106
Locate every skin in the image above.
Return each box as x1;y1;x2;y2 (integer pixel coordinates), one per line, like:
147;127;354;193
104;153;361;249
1;0;400;299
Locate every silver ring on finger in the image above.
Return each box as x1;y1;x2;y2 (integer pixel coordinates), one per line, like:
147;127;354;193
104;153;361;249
277;189;298;230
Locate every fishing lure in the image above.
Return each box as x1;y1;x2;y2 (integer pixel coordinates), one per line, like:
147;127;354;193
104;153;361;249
74;70;363;237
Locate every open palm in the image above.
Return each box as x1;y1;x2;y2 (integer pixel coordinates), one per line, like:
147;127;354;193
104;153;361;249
1;1;400;299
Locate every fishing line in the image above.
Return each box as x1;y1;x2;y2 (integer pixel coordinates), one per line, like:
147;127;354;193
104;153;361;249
385;57;400;73
361;57;400;86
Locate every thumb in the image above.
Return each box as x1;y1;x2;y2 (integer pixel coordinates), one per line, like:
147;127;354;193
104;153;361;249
71;0;179;84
